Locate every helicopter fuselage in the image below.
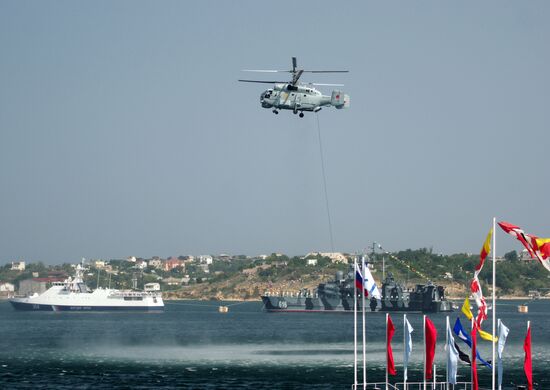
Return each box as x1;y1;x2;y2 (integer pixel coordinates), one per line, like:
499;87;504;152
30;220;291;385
260;83;348;115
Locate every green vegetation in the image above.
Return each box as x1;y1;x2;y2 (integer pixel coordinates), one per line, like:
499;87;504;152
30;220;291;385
370;248;550;296
2;249;549;298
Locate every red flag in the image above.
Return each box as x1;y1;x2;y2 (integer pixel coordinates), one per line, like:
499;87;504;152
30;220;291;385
498;221;537;257
425;317;437;380
498;221;550;272
387;314;396;375
471;322;479;390
470;228;491;326
524;324;533;390
470;277;487;326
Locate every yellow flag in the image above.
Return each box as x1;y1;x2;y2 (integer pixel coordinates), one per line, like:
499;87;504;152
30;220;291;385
461;298;473;320
535;238;550;247
478;328;498;342
479;228;493;263
462;298;498;342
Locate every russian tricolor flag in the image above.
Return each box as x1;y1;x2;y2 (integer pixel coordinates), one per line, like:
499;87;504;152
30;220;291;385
355;259;381;299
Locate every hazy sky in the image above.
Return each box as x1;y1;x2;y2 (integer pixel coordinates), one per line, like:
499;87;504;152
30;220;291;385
1;1;549;264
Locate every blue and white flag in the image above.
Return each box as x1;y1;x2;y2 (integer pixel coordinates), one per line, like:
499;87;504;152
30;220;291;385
446;319;459;384
358;256;381;299
497;321;510;389
453;317;492;369
403;316;413;381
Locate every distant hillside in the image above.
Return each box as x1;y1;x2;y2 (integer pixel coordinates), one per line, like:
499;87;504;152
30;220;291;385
164;249;550;300
2;249;548;300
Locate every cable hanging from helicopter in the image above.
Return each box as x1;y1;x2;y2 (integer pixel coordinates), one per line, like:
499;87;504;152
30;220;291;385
239;57;350;118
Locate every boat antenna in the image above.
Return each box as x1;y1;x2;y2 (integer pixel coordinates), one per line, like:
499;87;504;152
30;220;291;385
372;242;385;280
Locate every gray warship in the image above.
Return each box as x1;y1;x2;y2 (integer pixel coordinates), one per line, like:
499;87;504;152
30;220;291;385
376;272;453;312
261;267;453;313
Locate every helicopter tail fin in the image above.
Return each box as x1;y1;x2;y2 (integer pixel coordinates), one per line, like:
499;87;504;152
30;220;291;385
331;90;350;109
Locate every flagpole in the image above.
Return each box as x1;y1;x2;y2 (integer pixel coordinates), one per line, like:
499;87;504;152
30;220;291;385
471;317;474;390
433;364;436;389
423;314;426;390
362;256;366;390
385;313;389;390
497;318;501;390
403;314;407;390
491;217;497;390
446;316;449;389
526;320;531;390
354;256;358;390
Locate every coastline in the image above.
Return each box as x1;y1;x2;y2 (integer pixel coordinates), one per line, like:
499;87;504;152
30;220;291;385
448;295;548;301
3;293;544;303
161;295;547;302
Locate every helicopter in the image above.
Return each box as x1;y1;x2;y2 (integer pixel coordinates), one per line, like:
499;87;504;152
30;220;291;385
239;57;350;117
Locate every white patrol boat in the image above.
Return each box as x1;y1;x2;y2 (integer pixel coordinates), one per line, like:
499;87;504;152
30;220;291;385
9;265;164;311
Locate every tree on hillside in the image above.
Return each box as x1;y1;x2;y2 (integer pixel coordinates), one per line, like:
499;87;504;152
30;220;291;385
504;250;518;262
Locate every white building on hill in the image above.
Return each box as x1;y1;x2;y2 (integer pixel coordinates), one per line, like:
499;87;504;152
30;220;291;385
11;261;25;271
307;258;318;266
148;258;163;269
305;252;348;264
199;255;213;265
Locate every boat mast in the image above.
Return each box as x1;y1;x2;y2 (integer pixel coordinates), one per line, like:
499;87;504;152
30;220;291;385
372;242;383;280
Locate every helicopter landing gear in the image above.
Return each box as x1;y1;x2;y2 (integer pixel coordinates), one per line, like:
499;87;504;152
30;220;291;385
299;112;304;118
272;109;279;115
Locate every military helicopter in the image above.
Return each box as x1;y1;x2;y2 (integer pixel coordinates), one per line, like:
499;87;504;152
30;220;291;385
239;57;350;117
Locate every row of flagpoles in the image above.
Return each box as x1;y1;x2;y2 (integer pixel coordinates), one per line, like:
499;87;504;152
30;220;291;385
355;311;531;390
354;310;532;390
353;217;547;390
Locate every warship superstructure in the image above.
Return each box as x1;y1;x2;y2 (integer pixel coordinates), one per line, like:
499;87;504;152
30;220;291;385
261;266;452;313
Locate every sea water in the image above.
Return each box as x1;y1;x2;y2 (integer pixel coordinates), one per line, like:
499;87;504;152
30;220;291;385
0;299;548;389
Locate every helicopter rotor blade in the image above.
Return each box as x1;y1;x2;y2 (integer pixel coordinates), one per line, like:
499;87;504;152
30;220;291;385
309;83;345;87
241;69;291;73
238;80;286;84
291;69;304;85
303;70;349;73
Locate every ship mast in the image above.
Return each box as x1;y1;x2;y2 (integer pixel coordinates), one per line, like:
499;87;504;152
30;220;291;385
372;242;384;280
